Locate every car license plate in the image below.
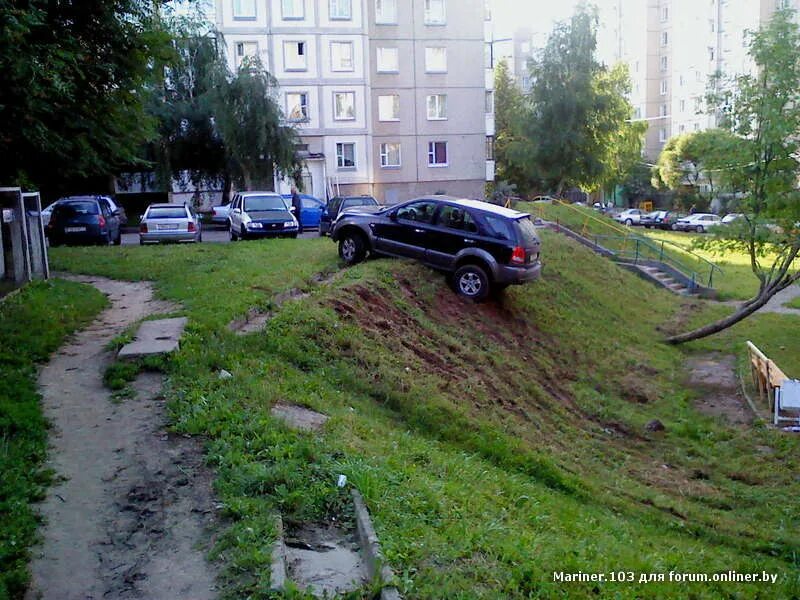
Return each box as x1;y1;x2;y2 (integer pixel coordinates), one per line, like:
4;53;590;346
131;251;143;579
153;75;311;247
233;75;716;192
157;224;179;230
64;227;86;233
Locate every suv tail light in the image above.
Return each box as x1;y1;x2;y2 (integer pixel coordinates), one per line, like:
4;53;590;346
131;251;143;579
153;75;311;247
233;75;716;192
98;215;106;228
188;221;196;232
511;246;526;265
140;222;148;233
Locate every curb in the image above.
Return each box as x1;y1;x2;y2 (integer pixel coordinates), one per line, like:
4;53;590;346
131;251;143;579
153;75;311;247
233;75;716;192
351;489;403;600
270;515;287;592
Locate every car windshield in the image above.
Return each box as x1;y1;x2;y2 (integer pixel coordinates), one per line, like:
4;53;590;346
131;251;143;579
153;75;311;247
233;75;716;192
245;196;285;211
54;202;98;217
514;217;539;246
147;207;187;219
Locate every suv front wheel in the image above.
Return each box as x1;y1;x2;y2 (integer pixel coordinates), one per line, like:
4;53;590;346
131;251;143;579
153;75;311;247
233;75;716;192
339;232;367;265
453;264;491;302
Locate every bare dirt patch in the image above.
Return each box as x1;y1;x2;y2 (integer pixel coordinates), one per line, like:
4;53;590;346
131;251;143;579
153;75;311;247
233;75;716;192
271;403;329;432
26;276;218;600
228;288;309;335
686;353;752;426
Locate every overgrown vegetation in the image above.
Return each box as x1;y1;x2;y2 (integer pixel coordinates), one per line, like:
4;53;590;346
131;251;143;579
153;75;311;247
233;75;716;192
0;280;107;600
48;235;800;599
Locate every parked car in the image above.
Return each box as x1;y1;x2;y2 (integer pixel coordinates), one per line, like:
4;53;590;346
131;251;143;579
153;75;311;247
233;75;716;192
320;195;379;236
331;196;542;301
228;191;299;240
614;208;644;226
674;213;722;233
281;193;325;230
722;213;745;224
139;203;202;245
42;195;127;227
211;201;231;224
46;197;122;246
640;211;669;228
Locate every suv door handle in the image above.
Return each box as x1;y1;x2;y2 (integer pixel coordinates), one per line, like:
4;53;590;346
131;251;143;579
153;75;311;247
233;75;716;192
414;228;425;233
463;238;475;244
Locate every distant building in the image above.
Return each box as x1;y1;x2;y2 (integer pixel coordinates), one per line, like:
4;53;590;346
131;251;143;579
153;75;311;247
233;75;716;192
214;0;495;203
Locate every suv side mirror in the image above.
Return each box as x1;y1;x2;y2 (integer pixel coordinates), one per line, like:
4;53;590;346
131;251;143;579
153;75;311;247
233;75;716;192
389;211;398;222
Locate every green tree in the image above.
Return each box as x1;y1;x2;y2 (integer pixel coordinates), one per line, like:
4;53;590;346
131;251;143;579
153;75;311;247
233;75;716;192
0;0;172;189
668;9;800;344
508;4;643;195
494;60;531;194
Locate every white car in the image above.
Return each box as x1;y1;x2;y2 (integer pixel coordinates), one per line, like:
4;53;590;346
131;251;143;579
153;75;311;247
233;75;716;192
228;191;299;240
674;213;722;233
614;208;644;226
139;203;202;245
722;213;744;224
211;201;231;223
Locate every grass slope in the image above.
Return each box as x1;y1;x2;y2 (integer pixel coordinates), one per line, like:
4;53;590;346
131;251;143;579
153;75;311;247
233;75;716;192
0;280;107;600
49;236;800;599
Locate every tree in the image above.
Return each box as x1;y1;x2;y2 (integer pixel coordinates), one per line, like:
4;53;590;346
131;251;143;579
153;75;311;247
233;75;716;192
493;60;531;194
209;55;299;190
507;4;644;195
620;163;658;207
652;129;749;212
0;0;172;190
667;9;800;344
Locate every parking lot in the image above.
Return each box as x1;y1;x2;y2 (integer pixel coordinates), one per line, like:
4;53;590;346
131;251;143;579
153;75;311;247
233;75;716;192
119;228;320;245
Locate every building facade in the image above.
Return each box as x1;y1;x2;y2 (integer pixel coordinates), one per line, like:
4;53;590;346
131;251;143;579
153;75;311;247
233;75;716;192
215;0;494;203
598;0;794;159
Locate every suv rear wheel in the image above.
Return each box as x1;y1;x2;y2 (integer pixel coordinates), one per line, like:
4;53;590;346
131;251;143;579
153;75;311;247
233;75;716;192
338;232;367;265
453;264;490;302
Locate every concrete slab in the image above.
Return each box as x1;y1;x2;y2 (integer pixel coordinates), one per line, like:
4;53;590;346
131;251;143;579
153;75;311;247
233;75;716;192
118;317;188;359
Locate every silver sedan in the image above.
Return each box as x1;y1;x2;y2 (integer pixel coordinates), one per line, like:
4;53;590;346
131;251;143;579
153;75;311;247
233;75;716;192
139;204;202;245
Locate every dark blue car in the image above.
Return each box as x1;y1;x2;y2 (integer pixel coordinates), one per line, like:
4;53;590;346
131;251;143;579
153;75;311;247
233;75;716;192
282;194;325;230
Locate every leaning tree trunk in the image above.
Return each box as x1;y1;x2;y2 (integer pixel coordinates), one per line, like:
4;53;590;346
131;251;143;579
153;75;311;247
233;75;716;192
666;291;774;345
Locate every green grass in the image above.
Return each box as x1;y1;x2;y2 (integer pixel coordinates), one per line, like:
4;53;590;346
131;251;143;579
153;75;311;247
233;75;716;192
48;236;800;598
0;280;107;600
787;291;800;309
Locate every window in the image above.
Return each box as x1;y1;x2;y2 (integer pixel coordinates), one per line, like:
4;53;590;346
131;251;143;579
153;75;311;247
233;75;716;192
425;47;447;73
375;0;397;23
233;0;256;19
710;19;715;32
679;74;684;86
282;0;304;19
379;143;401;167
660;103;667;117
438;205;478;232
484;42;493;69
484;216;512;240
426;94;447;120
397;200;438;223
680;99;686;112
660;80;667;95
427;141;448;166
661;31;668;46
485;91;494;113
284;41;307;71
661;6;668;21
378;94;400;121
424;0;446;24
659;128;667;143
235;42;259;69
708;46;715;61
694;122;700;131
331;41;354;71
376;47;399;72
660;55;668;71
333;92;356;120
694;97;702;111
329;0;351;19
485;136;495;160
336;142;356;168
679;124;686;133
286;92;309;122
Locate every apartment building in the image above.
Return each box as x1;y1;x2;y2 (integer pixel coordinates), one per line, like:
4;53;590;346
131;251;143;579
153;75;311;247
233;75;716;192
599;0;795;159
215;0;494;203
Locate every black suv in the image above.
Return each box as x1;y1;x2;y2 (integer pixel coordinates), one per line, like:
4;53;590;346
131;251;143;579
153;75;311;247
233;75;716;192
331;196;542;301
319;195;378;236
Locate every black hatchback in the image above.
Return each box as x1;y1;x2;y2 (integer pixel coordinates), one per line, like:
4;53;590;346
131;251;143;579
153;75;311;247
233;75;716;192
331;196;542;301
46;197;122;246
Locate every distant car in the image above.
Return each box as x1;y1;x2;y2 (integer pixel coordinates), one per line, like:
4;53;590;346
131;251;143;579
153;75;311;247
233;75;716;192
281;193;325;229
139;203;202;245
42;195;127;227
46;197;122;246
228;191;299;240
532;195;557;204
614;209;644;226
211;201;231;224
319;195;379;236
331;195;542;302
640;211;668;228
674;213;722;233
722;213;745;224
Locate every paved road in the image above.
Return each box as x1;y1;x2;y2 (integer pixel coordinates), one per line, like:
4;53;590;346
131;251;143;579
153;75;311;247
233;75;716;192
121;228;322;246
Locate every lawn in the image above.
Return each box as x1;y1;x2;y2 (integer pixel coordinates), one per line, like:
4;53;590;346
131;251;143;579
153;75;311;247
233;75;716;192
0;280;107;600
46;234;800;599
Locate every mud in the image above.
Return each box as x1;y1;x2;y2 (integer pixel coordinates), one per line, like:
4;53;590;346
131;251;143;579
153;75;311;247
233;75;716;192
26;275;218;600
686;353;752;426
228;288;309;335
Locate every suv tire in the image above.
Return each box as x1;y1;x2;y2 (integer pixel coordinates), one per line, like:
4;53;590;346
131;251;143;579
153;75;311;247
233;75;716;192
453;264;491;302
339;232;367;265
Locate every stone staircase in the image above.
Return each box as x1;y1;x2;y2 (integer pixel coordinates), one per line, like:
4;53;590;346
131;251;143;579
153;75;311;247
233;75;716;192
634;264;697;296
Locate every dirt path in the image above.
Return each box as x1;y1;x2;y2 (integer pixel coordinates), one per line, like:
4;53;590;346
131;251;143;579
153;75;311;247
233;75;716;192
26;275;218;600
686;353;753;426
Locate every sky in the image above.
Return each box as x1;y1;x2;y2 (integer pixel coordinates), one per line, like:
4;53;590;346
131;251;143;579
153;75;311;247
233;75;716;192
491;0;586;40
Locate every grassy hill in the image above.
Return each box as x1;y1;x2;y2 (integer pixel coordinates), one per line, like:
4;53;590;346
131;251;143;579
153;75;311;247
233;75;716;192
49;233;800;598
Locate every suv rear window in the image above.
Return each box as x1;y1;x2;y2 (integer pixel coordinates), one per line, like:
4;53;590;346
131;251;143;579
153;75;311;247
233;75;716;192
147;207;187;219
514;217;539;246
54;202;98;217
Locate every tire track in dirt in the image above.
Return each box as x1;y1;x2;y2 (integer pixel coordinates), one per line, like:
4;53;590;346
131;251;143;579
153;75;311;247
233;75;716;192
26;275;218;600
